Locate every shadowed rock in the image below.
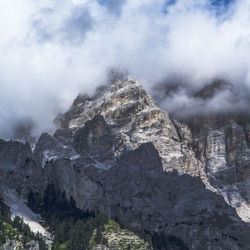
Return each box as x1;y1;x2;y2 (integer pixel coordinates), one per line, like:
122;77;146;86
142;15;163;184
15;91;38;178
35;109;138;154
73;115;114;161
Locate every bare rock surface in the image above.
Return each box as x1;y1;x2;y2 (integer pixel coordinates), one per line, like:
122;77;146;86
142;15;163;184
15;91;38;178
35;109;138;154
58;78;203;177
188;114;250;223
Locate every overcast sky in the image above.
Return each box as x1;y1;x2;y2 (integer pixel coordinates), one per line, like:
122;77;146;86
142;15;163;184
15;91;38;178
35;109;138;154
0;0;250;138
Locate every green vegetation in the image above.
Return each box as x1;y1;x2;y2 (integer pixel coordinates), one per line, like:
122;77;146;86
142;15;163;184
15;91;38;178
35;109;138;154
28;184;109;250
114;217;189;250
151;232;189;250
27;184;152;250
0;198;47;249
27;184;189;250
90;219;153;249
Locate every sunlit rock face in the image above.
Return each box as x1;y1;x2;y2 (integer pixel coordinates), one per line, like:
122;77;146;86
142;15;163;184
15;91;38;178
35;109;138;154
1;78;250;249
187;113;250;223
154;78;250;224
58;78;203;177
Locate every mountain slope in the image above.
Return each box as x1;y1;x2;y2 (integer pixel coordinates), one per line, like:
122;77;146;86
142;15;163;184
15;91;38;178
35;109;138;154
0;78;250;249
187;113;250;222
57;78;203;177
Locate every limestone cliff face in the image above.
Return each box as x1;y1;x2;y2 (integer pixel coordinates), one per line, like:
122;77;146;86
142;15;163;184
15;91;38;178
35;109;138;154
187;114;250;222
154;78;250;224
1;79;250;249
58;78;203;177
0;139;44;194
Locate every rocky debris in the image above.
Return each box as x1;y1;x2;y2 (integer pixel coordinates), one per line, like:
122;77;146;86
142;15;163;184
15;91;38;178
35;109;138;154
0;188;51;240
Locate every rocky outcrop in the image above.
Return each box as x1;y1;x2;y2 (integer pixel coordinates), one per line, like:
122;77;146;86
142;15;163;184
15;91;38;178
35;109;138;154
186;113;250;223
0;139;31;170
73;115;114;161
90;219;152;250
2;240;39;250
58;78;203;177
153;78;250;223
0;139;44;195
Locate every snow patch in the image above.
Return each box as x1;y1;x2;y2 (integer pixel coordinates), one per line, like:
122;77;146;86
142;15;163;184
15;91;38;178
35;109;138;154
1;188;48;236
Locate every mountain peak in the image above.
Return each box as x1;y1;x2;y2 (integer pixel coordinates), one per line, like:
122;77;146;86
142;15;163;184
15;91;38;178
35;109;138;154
57;78;202;176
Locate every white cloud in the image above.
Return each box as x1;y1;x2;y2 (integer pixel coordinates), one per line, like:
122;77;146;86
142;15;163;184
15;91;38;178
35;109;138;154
0;0;250;138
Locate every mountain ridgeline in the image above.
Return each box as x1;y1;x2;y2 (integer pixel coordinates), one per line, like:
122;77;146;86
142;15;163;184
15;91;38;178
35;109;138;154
0;78;250;249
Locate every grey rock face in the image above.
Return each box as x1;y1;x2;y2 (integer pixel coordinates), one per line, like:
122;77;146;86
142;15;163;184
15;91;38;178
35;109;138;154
58;78;203;177
73;114;114;161
54;128;73;144
44;141;250;249
118;142;163;172
0;139;31;170
0;139;42;195
187;114;250;222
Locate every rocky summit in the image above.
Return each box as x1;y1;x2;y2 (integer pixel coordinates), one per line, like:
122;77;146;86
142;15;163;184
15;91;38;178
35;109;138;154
1;78;250;249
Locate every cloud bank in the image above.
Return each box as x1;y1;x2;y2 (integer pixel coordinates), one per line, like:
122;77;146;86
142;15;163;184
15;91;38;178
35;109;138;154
0;0;250;138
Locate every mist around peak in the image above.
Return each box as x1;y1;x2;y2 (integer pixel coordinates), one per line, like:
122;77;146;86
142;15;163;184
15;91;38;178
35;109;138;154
1;0;250;138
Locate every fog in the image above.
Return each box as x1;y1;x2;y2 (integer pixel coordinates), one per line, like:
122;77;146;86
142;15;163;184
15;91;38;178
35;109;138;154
0;0;249;138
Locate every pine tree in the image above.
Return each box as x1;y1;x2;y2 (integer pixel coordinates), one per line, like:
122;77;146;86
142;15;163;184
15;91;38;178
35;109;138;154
95;227;102;244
